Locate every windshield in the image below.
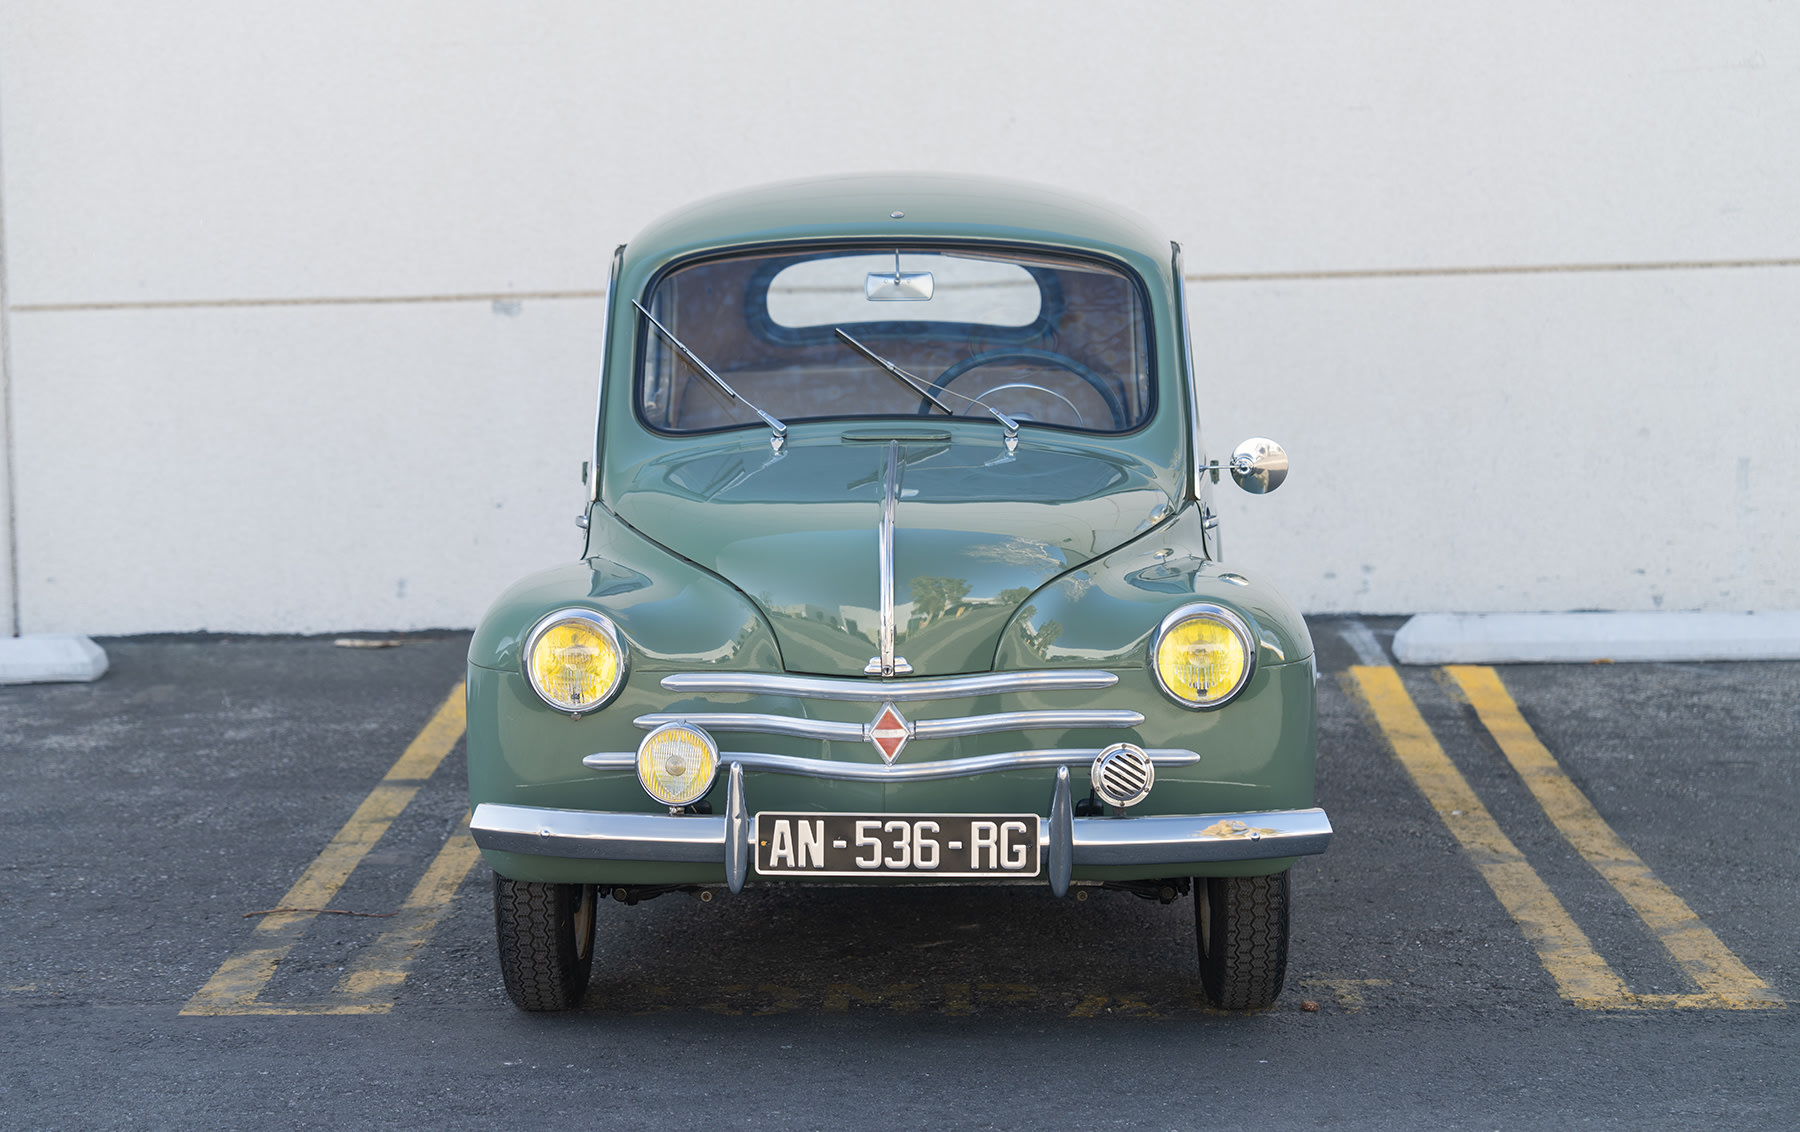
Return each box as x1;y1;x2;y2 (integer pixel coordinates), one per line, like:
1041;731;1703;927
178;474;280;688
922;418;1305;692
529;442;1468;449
637;246;1153;436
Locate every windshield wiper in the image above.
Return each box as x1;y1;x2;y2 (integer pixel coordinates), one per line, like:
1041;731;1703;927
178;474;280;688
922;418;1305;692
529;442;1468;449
633;300;787;452
833;328;1020;453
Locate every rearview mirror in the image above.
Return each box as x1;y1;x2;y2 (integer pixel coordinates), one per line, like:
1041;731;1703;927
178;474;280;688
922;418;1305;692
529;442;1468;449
866;270;934;301
1230;437;1289;494
866;250;934;301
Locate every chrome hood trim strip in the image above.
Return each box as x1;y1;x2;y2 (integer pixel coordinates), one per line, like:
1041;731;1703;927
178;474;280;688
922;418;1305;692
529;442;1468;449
660;669;1119;701
584;746;1197;783
631;709;1145;741
865;440;912;676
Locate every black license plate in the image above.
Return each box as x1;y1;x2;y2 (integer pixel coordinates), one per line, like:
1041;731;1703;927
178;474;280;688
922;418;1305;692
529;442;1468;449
754;812;1041;878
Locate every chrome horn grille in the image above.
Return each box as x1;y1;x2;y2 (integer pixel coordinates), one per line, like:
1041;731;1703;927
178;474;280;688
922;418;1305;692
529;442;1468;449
1090;742;1155;808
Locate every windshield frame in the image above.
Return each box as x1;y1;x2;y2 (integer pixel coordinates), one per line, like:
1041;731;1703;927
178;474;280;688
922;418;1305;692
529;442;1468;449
629;238;1160;442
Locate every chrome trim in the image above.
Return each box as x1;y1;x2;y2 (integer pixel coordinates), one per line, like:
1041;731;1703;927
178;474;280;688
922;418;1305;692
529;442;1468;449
1090;742;1155;809
1072;807;1332;865
469;802;1331;869
835;329;1020;445
660;669;1119;701
522;608;628;716
1146;601;1258;710
835;328;955;415
1230;437;1289;494
589;244;623;506
630;708;1144;741
1047;766;1073;897
584;746;1198;783
471;802;725;862
866;441;913;676
635;713;864;742
724;762;748;893
915;710;1142;738
869;701;909;764
633;299;788;452
1173;242;1207;507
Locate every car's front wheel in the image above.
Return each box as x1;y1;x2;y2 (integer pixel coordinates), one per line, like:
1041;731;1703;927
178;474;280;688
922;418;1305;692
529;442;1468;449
1195;871;1289;1009
494;875;596;1011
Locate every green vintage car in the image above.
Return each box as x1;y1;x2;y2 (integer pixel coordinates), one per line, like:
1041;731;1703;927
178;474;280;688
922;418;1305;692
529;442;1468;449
467;173;1329;1012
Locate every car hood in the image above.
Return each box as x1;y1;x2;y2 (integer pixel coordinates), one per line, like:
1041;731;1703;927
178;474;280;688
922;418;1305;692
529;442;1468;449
606;433;1178;676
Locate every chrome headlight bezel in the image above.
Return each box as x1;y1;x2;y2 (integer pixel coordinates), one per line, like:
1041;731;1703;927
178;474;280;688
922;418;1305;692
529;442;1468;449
1146;601;1257;710
521;607;628;715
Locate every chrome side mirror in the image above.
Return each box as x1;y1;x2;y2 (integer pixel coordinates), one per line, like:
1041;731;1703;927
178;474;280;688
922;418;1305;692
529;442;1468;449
1230;437;1288;494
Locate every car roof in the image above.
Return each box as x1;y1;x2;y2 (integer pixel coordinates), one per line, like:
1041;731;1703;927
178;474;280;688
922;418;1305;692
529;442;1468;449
621;173;1170;269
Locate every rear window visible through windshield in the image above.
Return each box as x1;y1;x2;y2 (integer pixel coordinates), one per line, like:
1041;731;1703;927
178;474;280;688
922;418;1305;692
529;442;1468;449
637;246;1153;435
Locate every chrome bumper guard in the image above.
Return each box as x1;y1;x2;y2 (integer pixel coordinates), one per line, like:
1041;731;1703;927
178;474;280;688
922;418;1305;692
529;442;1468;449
471;761;1332;898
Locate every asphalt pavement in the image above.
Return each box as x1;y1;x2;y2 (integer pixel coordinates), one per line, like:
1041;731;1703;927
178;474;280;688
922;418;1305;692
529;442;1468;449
1;620;1795;1130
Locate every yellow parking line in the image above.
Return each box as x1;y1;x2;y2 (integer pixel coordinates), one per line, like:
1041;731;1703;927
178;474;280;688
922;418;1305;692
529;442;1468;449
333;818;484;1004
1348;666;1630;1006
1447;665;1781;1010
181;683;467;1017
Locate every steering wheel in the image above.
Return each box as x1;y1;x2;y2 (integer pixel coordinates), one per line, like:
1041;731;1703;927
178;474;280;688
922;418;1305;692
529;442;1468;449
926;348;1128;430
968;382;1084;425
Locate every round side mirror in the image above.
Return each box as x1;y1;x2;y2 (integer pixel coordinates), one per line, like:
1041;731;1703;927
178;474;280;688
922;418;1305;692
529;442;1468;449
1230;437;1289;494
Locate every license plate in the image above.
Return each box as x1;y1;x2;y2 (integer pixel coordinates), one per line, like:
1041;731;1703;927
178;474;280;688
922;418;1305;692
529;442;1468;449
754;812;1041;878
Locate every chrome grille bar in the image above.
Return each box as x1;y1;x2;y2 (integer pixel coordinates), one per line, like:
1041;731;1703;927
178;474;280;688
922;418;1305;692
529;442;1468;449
631;708;1144;740
914;710;1143;738
659;669;1119;701
632;713;863;741
583;747;1200;783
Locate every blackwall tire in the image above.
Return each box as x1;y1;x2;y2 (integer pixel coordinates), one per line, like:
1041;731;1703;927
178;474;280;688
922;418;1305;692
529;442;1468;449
1196;871;1290;1010
494;875;596;1012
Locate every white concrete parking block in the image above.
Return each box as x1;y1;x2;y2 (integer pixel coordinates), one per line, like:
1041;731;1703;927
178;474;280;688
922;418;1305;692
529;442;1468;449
1392;612;1800;665
0;635;110;684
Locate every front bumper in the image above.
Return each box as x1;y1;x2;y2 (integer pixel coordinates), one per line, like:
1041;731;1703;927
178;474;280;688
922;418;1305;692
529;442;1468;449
471;763;1331;896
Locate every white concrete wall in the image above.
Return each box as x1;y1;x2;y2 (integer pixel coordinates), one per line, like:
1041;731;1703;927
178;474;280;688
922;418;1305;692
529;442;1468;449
1;1;1795;633
0;123;17;637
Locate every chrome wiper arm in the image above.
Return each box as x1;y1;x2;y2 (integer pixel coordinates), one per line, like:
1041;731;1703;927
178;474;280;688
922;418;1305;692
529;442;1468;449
633;300;787;451
833;328;957;417
832;329;1021;448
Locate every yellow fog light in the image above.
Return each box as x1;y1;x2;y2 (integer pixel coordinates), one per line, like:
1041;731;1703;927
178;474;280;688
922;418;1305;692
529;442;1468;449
1150;603;1255;709
636;722;719;807
524;609;625;714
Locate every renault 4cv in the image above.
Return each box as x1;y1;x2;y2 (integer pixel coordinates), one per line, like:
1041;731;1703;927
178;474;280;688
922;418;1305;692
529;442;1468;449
466;174;1330;1011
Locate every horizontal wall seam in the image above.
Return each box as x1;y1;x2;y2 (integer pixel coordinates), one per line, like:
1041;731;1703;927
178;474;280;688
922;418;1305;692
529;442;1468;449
1192;257;1800;283
8;288;610;314
7;255;1798;313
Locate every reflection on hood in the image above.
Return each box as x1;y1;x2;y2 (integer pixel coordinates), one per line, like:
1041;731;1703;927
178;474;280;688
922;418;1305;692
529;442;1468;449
609;436;1176;676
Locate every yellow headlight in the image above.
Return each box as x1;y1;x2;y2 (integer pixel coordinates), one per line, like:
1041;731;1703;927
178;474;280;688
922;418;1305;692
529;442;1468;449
525;611;624;713
636;723;719;807
1151;605;1253;708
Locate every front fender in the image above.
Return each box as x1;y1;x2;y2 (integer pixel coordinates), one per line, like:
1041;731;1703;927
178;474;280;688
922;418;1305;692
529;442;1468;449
993;505;1313;670
468;504;782;674
467;506;783;828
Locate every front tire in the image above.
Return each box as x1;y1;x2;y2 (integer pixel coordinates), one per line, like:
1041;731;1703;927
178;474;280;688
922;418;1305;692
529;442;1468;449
1196;871;1290;1010
494;876;596;1011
